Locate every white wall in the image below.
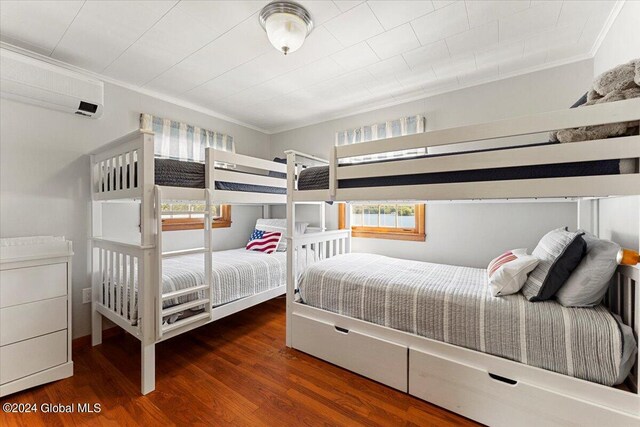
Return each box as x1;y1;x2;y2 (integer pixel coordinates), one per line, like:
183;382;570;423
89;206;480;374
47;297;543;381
0;82;270;338
270;60;594;267
593;0;640;252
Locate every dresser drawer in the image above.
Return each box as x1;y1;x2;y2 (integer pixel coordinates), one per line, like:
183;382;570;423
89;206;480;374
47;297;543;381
0;330;67;385
0;263;67;308
0;296;67;346
292;314;408;391
408;348;638;427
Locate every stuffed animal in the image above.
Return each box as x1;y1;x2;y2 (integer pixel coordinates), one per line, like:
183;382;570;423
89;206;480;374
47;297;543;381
550;58;640;143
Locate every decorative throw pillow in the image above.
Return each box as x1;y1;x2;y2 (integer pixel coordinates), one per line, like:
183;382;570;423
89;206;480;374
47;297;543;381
521;227;587;302
555;232;620;307
246;229;282;254
487;249;540;297
255;219;308;252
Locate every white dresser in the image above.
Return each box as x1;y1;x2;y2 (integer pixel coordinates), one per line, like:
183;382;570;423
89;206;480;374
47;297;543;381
0;236;74;397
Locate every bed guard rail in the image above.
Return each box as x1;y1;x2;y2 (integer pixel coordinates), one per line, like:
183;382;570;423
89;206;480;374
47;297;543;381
91;130;154;201
91;238;153;335
321;98;640;200
206;148;287;204
605;265;639;393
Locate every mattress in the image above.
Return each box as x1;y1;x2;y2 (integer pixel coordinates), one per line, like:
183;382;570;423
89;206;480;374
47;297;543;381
162;248;286;308
106;248;286;323
102;158;286;194
298;253;637;386
297;142;634;191
155;158;286;194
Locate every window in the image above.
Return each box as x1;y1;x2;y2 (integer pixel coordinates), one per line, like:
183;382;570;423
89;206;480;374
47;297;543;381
339;203;425;241
161;203;231;231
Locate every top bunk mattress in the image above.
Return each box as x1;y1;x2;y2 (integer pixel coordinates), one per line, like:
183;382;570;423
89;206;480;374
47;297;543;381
297;253;636;386
155;158;286;194
102;159;286;194
297;141;635;191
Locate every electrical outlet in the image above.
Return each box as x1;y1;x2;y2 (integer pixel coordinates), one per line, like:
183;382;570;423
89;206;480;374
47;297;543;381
82;288;92;304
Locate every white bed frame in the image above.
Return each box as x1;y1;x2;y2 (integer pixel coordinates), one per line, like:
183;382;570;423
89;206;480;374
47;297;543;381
90;130;289;394
285;99;640;426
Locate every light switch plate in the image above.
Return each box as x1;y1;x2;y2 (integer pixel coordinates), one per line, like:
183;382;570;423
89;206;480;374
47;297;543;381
82;288;91;304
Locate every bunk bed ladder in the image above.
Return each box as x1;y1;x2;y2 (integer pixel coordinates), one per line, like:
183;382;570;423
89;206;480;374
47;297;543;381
155;187;214;340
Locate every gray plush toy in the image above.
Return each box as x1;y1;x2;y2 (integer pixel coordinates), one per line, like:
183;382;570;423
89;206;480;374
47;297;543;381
551;58;640;143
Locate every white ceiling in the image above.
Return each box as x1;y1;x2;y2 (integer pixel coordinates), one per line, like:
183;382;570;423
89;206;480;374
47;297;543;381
0;0;620;133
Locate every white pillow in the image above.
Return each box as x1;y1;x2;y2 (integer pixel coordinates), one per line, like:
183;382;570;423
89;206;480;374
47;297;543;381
255;219;309;252
488;249;540;297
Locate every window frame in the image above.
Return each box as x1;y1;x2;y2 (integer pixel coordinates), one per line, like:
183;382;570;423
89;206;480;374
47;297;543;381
339;203;425;242
162;205;232;231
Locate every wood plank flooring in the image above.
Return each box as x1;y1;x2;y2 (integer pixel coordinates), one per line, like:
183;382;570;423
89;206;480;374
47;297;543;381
1;298;479;426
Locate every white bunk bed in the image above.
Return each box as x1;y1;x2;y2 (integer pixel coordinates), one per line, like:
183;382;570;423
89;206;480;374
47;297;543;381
90;130;288;394
285;99;640;426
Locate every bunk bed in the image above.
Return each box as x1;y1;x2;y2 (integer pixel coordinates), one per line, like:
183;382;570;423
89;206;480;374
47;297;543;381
285;98;640;426
90;130;289;394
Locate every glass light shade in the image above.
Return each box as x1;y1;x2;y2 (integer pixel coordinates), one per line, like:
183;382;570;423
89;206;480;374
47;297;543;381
264;12;307;55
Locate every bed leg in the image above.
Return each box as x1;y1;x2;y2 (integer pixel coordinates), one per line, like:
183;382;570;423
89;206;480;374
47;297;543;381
141;342;155;395
91;305;102;346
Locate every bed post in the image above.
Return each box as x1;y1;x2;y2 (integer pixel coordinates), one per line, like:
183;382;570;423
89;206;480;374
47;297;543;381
286;151;296;347
139;132;156;395
577;199;599;235
329;145;337;200
90;154;103;346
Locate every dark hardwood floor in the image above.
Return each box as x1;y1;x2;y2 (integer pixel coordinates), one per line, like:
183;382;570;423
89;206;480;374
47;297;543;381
1;298;478;426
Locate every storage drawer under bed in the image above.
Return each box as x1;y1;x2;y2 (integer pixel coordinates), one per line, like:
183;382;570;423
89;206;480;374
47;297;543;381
291;313;408;391
408;348;638;427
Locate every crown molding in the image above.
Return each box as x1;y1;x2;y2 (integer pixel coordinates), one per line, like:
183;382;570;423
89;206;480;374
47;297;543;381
589;0;625;58
0;41;272;135
266;53;595;134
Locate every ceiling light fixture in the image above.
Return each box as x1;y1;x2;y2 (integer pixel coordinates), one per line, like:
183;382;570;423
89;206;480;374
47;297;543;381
259;1;313;56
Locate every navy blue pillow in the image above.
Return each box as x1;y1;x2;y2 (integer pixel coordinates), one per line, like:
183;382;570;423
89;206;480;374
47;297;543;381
269;157;287;178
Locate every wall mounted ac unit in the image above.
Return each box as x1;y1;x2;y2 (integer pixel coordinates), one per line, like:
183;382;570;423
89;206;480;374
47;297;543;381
0;48;104;118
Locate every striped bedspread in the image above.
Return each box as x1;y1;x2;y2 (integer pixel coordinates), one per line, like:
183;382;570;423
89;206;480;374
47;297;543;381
298;253;628;386
163;249;285;307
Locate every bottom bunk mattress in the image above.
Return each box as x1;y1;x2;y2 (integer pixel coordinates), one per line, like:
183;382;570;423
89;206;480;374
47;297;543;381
297;253;637;386
106;248;286;324
163;248;285;308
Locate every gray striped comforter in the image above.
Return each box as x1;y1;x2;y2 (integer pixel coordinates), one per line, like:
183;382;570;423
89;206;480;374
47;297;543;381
163;249;285;307
298;253;627;386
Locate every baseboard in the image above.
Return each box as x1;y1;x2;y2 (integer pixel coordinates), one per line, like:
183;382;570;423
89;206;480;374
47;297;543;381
72;327;122;352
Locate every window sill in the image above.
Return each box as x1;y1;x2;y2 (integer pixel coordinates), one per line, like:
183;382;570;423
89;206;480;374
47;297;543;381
351;230;425;242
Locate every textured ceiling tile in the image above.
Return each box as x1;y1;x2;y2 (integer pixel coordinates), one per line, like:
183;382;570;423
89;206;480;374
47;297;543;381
410;1;469;46
367;24;420;60
367;1;435;30
324;3;384;46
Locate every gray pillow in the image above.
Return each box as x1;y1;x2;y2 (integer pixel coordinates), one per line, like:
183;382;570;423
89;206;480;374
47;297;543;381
522;227;586;301
555;232;620;307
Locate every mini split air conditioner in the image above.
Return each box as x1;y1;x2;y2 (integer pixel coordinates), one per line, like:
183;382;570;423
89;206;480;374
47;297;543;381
1;48;104;118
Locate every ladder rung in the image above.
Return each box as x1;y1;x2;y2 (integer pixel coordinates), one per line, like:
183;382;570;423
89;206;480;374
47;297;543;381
162;312;211;334
162;284;209;301
162;298;209;317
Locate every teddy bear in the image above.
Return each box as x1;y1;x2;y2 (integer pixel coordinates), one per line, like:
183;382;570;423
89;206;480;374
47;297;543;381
550;58;640;143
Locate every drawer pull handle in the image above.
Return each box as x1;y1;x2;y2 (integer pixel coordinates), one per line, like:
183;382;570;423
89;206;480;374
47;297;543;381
334;326;349;334
488;373;517;385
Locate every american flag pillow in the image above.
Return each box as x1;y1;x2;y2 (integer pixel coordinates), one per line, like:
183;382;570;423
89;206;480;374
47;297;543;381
246;229;283;254
487;249;539;297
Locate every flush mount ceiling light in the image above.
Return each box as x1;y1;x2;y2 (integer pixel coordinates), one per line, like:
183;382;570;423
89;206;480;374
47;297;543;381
259;1;313;55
